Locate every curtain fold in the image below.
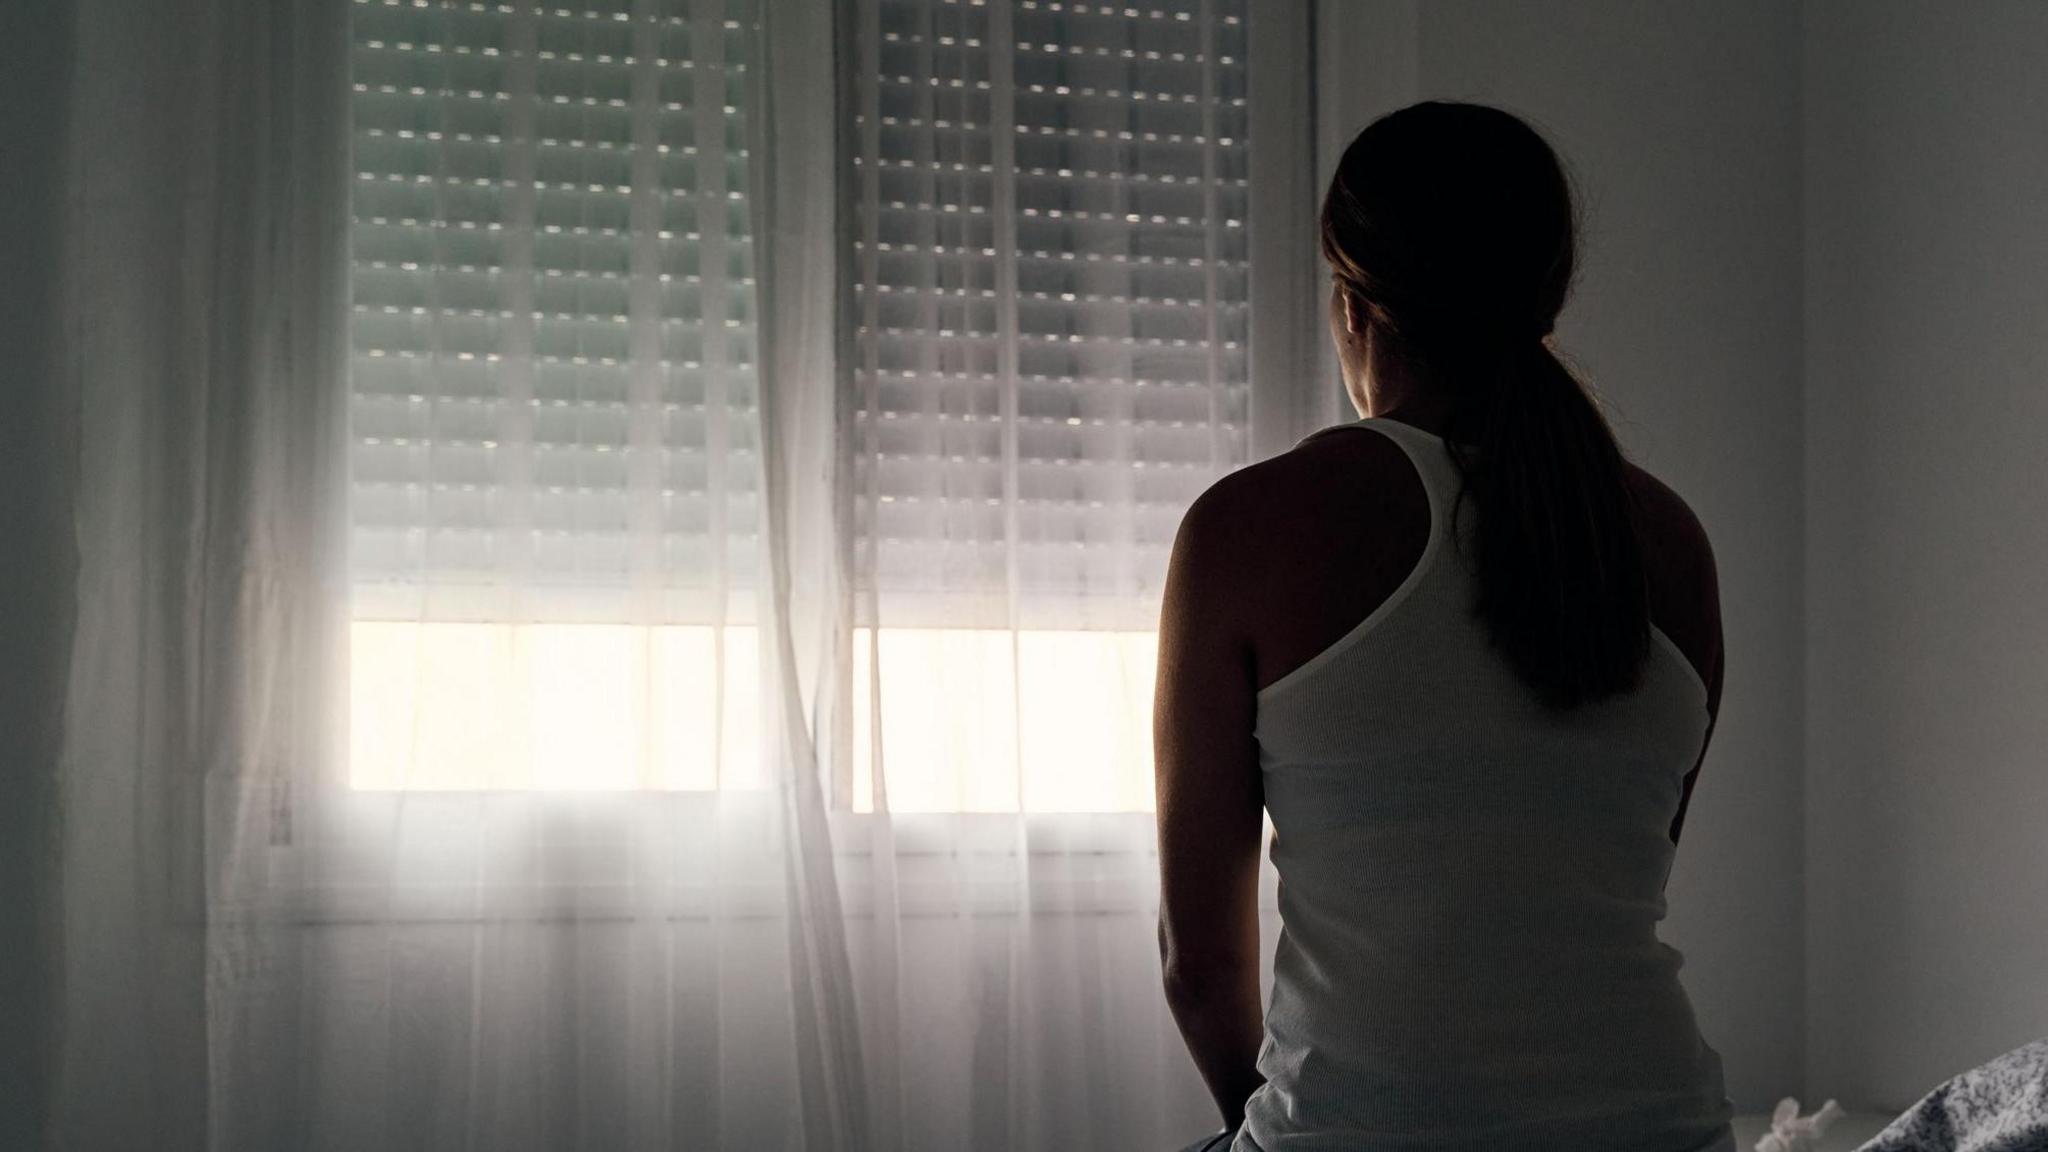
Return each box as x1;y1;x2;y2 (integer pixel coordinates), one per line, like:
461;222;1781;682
752;0;872;1143
55;0;353;1145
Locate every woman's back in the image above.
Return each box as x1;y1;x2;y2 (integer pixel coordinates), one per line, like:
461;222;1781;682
1230;415;1736;1152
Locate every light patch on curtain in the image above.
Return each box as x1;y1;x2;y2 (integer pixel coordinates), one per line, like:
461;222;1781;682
351;620;1158;811
348;621;764;791
850;627;1158;813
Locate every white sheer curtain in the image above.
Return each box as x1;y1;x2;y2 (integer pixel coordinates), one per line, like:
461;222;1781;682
40;0;1304;1148
52;0;347;1144
53;0;868;1147
222;0;869;1147
828;0;1259;1147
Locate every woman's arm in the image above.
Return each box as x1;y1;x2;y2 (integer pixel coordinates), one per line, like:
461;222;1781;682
1154;480;1269;1129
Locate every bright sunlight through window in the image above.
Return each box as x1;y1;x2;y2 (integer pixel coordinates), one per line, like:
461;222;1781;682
351;623;1158;812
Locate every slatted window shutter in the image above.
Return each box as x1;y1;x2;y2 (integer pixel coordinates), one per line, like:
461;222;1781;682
851;0;1251;631
348;0;761;625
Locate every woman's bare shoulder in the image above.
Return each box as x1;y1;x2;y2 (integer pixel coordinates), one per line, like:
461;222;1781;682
1170;427;1427;686
1621;461;1716;581
1179;426;1417;554
1622;460;1722;693
1224;424;1416;502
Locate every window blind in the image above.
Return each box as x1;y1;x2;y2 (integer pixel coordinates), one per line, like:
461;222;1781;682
348;0;761;625
851;0;1252;632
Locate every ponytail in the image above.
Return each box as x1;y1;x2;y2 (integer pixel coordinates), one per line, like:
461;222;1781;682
1442;339;1650;712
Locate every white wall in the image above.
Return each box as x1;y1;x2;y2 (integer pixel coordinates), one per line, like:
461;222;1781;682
1803;0;2048;1112
1320;0;1810;1112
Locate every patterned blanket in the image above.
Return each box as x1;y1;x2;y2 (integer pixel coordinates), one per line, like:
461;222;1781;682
1854;1038;2048;1152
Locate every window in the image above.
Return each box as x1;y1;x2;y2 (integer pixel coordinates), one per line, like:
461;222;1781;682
346;0;1256;809
346;0;766;790
848;0;1250;811
852;0;1249;616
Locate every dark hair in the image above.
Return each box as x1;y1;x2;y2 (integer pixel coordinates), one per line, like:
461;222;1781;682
1319;100;1649;712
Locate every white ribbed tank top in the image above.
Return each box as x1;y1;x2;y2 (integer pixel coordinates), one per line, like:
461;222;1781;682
1234;416;1737;1152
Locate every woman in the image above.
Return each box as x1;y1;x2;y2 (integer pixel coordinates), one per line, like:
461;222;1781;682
1154;101;1736;1152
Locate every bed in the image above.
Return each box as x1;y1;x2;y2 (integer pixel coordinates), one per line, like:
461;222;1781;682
1730;1037;2048;1152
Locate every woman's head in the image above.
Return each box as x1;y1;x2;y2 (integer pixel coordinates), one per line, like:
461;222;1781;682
1319;101;1650;714
1320;101;1579;416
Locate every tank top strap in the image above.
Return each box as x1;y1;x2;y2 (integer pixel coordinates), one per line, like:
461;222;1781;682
1351;416;1468;536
